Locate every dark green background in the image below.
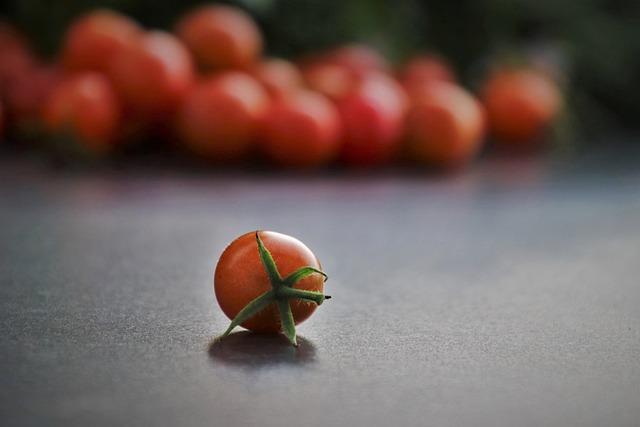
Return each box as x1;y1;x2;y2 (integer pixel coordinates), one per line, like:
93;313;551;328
2;0;639;130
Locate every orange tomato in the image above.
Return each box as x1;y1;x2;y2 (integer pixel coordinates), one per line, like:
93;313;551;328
177;72;269;162
42;72;121;153
61;9;142;74
302;62;357;101
215;231;324;333
405;81;485;168
175;5;262;70
482;68;562;144
108;31;195;119
250;58;303;99
338;73;408;167
260;90;341;168
398;55;456;95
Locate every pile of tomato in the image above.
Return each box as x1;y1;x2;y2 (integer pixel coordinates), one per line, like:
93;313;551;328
0;5;564;170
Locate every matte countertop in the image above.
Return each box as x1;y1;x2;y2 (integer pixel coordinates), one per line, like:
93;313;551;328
1;144;639;427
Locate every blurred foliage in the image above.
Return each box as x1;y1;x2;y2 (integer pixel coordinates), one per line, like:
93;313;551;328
2;0;640;129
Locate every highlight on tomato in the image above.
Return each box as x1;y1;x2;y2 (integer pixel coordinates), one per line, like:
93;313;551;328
337;72;408;167
42;72;121;154
481;67;562;144
108;31;194;119
61;9;142;74
175;4;262;71
215;231;330;346
250;58;303;100
177;71;269;162
404;81;486;169
260;90;341;168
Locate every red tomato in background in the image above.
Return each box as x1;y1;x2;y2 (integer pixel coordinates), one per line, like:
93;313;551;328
177;72;269;162
324;44;389;75
260;90;341;168
405;81;485;169
398;55;456;95
338;73;408;167
4;65;60;133
0;101;4;138
302;62;357;101
61;10;142;74
176;5;262;71
250;58;303;99
0;23;37;91
482;68;562;144
42;72;121;154
108;31;194;119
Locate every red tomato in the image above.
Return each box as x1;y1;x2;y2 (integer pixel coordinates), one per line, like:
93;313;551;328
42;72;121;153
324;44;389;75
260;90;341;168
4;65;60;130
61;9;142;74
405;81;485;168
302;62;357;101
177;72;268;162
108;31;195;119
215;231;325;333
398;55;456;95
482;68;562;144
250;58;303;99
0;23;37;91
0;101;4;138
337;73;408;167
175;5;262;70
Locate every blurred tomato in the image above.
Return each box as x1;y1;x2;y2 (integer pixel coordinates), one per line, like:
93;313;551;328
482;68;562;144
4;65;60;134
260;90;341;168
177;72;268;162
0;101;4;138
302;63;356;101
0;23;37;91
108;31;194;119
176;5;262;71
61;10;142;74
251;58;303;99
405;81;485;169
398;55;455;95
42;72;121;154
324;44;389;75
337;73;408;167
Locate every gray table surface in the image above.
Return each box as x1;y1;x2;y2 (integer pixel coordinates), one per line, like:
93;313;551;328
1;144;639;427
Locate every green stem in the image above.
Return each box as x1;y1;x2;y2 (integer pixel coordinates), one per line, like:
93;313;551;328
219;290;275;338
277;286;330;306
277;299;297;346
282;266;328;286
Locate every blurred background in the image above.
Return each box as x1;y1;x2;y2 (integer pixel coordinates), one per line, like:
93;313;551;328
1;0;639;169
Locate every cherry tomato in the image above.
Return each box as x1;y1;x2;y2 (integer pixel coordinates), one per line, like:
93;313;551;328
482;68;562;144
0;23;36;91
250;58;303;99
108;31;195;119
177;72;269;162
302;62;357;101
397;54;456;95
215;231;325;333
175;5;262;71
324;44;389;76
260;90;341;168
405;81;485;168
61;9;142;74
0;101;4;138
337;72;408;167
42;72;120;154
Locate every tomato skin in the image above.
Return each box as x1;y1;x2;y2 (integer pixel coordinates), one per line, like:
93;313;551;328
251;58;303;99
215;231;324;333
42;72;121;153
176;5;262;71
260;90;341;168
4;65;60;130
482;68;562;144
177;72;269;162
337;73;408;167
61;9;142;74
302;63;357;101
405;81;485;168
398;55;456;96
108;31;195;119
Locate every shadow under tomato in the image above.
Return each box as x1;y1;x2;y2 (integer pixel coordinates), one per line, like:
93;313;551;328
208;331;316;368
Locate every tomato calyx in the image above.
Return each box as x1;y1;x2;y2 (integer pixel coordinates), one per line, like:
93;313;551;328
219;231;330;346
